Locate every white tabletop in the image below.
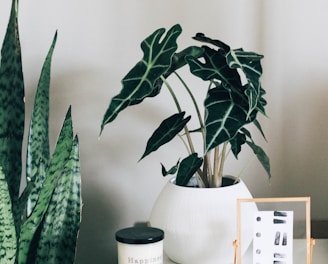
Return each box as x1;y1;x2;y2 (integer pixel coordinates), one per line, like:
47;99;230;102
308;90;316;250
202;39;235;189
164;239;328;263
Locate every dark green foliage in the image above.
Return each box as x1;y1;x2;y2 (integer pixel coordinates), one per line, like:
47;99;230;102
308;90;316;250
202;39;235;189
0;167;17;262
101;25;182;129
101;24;271;187
25;32;56;217
140;112;191;160
175;154;203;186
0;0;25;233
0;1;81;263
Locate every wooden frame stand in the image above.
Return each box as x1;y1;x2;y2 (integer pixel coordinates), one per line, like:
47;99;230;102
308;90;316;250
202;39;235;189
233;197;315;264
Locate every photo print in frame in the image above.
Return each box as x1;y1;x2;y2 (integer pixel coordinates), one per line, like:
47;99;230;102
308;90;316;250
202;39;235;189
234;197;314;264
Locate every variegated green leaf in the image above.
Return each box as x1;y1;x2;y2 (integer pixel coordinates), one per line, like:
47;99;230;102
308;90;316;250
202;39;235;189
26;32;57;216
17;181;34;225
164;46;204;78
185;35;265;154
100;24;182;132
0;0;24;231
230;132;246;159
226;49;265;118
18;108;73;264
176;153;203;186
146;46;205;104
0;167;17;264
204;86;254;153
246;140;271;179
35;136;81;264
140;112;191;160
187;45;242;88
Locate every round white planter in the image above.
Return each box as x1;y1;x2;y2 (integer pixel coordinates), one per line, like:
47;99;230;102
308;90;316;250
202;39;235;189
149;176;257;264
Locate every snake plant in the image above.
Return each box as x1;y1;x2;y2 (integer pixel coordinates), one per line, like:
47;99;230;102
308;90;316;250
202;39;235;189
101;24;270;188
0;1;81;263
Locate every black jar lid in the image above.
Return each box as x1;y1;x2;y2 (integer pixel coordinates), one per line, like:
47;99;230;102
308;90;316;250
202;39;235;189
115;227;164;244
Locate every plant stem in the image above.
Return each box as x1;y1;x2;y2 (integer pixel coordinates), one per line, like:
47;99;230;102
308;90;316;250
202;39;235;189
203;81;215;181
177;134;191;155
161;76;182;112
161;75;197;154
217;142;228;187
208;146;219;187
212;146;220;187
174;72;205;134
174;73;213;186
201;153;211;187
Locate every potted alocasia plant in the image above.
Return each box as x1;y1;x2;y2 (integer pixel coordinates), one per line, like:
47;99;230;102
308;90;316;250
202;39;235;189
100;24;271;263
0;1;81;263
100;24;270;187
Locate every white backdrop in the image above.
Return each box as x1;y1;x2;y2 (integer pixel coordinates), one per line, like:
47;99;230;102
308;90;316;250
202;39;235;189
1;0;328;263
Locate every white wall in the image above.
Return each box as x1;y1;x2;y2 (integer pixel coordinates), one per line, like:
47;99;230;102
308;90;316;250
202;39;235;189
1;0;328;262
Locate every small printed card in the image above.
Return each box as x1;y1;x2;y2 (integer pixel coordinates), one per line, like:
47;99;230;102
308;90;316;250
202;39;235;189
252;211;293;264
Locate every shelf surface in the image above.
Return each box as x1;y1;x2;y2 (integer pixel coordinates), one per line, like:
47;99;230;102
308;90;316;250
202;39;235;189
164;239;328;263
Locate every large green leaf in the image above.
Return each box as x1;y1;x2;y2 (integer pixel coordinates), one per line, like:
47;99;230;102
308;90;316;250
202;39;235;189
140;112;191;160
0;0;24;230
100;24;182;133
35;136;81;264
226;49;265;118
164;46;204;78
187;46;242;88
186;35;265;153
204;86;253;153
176;153;203;186
0;167;17;264
26;32;57;216
18;108;73;264
148;46;204;101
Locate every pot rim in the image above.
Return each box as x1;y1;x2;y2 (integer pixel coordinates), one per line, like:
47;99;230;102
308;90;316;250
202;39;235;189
169;175;241;189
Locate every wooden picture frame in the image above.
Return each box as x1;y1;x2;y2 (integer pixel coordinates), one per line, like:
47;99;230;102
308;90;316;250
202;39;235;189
234;197;315;264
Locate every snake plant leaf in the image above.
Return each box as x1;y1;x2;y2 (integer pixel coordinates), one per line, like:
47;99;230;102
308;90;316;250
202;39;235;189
226;49;265;118
246;140;271;179
0;167;17;264
176;153;203;186
26;32;57;216
18;108;73;264
0;0;24;229
100;24;182;133
204;86;253;153
140;112;191;160
17;181;34;227
35;136;81;264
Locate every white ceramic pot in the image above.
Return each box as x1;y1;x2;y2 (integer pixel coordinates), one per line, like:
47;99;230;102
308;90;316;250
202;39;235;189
149;176;257;264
